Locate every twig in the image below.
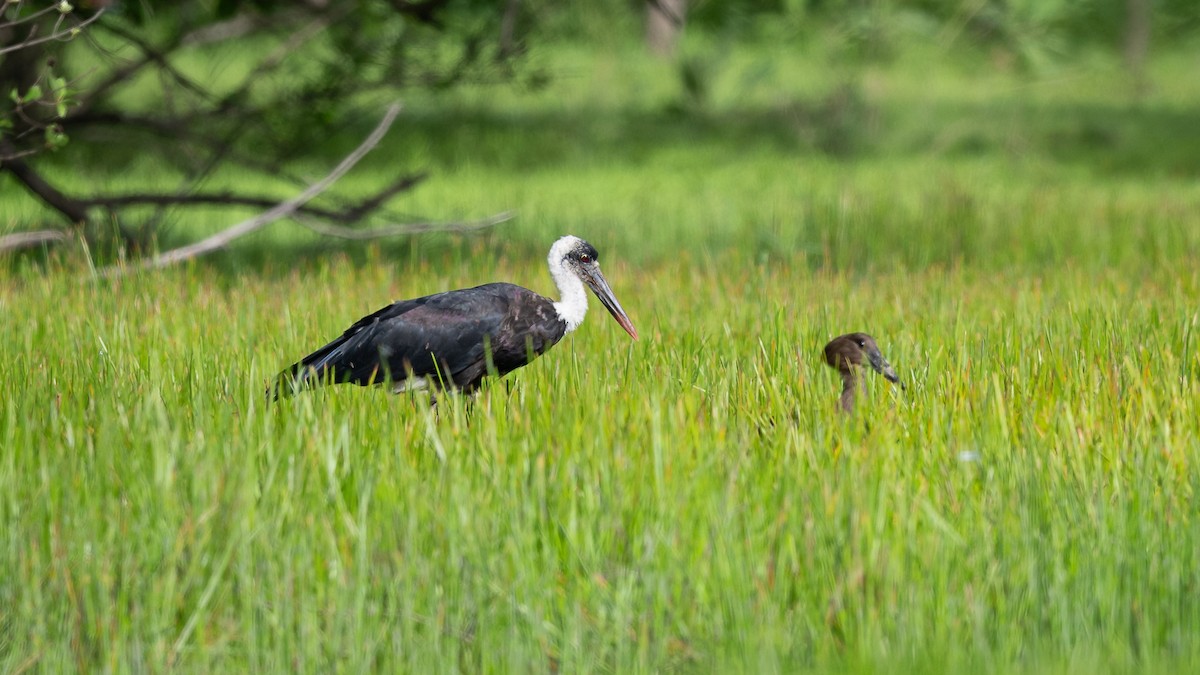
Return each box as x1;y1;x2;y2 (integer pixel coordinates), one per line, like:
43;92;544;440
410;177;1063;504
0;229;70;253
327;173;429;222
228;16;332;101
69;40;184;120
0;146;40;162
98;102;403;277
75;173;427;223
0;140;92;224
0;8;106;56
180;14;259;46
294;210;515;239
0;4;58;31
94;20;214;104
385;0;453;26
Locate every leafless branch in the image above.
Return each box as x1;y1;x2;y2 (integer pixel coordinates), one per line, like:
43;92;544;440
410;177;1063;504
69;41;183;119
241;15;332;85
178;5;330;47
0;139;91;223
328;174;431;222
645;0;685;28
0;229;70;253
68;16;331;147
0;1;61;29
295;210;515;239
98;102;403;277
94;20;215;105
0;146;40;161
180;14;260;46
498;0;522;60
0;7;106;56
0;3;58;31
76;173;426;223
385;0;452;26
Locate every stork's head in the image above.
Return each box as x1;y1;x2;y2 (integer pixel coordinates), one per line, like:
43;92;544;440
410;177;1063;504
548;235;638;340
823;332;902;386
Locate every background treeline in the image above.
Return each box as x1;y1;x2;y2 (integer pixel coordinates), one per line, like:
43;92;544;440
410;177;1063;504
2;0;1197;260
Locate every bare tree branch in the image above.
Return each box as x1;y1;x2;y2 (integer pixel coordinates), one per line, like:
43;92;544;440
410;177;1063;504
385;0;452;26
82;190;345;216
645;0;686;57
0;8;106;56
0;146;40;161
235;16;332;91
179;5;330;47
646;0;685;28
0;229;70;253
498;0;522;60
5;2;525;257
295;210;515;239
0;140;91;223
180;14;260;46
93;20;215;105
98;102;403;277
69;35;189;120
74;173;426;222
69;17;332;154
329;174;431;222
0;4;59;31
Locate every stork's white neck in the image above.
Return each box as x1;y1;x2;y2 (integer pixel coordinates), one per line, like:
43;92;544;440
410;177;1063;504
550;254;587;334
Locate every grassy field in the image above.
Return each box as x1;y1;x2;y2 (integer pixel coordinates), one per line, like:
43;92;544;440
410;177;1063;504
3;36;1200;673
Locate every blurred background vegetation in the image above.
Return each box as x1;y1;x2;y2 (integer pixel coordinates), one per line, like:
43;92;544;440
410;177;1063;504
3;5;1200;670
1;0;1198;266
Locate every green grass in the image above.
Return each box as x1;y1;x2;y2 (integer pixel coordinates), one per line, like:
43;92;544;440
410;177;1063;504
2;258;1198;672
2;36;1200;673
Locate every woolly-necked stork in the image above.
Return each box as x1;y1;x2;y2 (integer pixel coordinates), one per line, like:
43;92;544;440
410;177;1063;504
270;235;638;399
822;333;903;413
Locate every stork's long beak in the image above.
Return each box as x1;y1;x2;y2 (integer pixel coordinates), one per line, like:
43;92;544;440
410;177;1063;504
583;267;638;340
866;349;903;388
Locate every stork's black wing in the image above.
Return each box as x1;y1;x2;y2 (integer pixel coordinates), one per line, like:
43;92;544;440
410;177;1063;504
270;283;565;398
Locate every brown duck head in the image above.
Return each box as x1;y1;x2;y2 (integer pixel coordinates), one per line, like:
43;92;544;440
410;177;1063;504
822;332;903;412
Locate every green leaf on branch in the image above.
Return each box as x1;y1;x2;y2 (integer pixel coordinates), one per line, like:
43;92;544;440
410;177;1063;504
44;125;68;151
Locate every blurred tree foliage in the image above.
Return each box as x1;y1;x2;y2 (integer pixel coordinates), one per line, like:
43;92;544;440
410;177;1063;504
684;0;1198;71
688;0;1199;45
2;0;1197;254
1;0;537;250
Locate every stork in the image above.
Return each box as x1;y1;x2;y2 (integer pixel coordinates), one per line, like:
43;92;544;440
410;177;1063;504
822;333;903;413
269;235;637;399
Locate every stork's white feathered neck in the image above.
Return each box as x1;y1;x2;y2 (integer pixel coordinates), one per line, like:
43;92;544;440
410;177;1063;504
549;236;587;333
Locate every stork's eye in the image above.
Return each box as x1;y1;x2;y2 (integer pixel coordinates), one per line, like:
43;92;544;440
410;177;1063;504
856;339;866;348
579;254;591;263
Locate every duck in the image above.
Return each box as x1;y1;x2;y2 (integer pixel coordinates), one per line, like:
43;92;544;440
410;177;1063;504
822;333;903;413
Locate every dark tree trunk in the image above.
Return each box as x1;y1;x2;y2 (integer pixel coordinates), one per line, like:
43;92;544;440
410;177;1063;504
498;0;521;60
645;0;686;57
0;142;91;225
1124;0;1152;98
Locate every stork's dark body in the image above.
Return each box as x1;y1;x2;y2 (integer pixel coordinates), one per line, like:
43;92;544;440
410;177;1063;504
275;282;567;396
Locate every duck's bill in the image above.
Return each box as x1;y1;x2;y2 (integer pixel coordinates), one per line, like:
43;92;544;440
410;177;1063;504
584;268;639;340
867;350;903;388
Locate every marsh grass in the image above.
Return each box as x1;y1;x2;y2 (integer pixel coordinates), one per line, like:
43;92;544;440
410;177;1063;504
2;39;1200;673
2;256;1197;672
